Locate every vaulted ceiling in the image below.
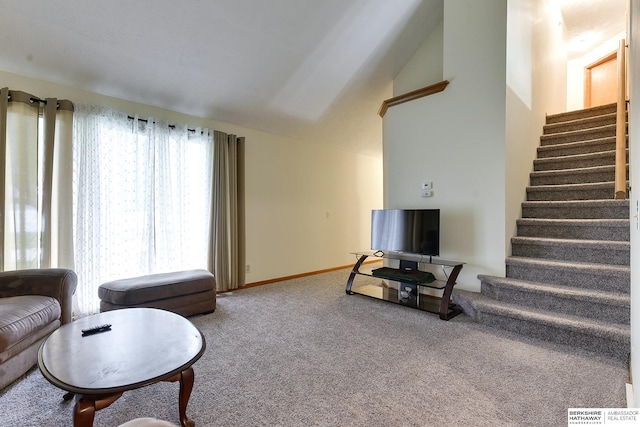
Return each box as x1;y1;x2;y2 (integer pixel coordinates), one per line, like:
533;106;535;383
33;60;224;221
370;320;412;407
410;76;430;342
0;0;628;156
0;0;442;156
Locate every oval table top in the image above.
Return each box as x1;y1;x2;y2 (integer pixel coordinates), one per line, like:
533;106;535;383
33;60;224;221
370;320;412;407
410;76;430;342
38;308;205;395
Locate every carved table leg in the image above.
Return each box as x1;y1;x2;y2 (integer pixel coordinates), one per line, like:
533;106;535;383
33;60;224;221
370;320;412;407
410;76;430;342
74;393;122;427
179;367;195;427
74;397;96;427
166;367;196;427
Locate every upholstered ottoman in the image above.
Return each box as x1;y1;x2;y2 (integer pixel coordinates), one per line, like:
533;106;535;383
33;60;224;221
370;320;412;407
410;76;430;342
98;269;216;317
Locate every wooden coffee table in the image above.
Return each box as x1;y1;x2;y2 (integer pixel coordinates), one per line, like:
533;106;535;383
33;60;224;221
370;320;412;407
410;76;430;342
38;308;206;427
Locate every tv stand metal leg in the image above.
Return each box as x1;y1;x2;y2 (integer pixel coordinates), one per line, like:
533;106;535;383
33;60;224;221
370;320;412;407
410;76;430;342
439;264;463;320
346;255;369;294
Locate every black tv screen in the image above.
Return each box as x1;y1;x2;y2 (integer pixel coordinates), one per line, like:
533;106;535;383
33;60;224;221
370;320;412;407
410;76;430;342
371;209;440;256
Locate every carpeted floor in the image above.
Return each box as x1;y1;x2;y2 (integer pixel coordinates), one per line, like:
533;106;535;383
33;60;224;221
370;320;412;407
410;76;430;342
0;269;629;426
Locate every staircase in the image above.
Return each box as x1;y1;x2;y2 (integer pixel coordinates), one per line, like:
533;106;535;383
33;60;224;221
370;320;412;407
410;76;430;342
453;102;630;360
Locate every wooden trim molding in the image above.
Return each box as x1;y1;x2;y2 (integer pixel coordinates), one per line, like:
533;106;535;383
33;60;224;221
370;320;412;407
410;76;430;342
378;80;449;117
221;259;383;293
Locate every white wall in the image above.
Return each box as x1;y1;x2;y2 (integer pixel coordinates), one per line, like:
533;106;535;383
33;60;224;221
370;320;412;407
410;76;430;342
245;131;382;280
530;0;567;120
0;70;383;283
629;0;640;408
505;0;567;253
384;0;508;291
392;22;444;97
567;31;627;111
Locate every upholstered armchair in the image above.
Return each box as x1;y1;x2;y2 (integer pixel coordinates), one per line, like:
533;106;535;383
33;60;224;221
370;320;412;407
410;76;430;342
0;268;77;390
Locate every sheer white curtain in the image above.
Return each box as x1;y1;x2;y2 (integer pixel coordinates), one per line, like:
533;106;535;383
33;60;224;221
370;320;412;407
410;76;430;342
0;88;74;271
73;104;213;315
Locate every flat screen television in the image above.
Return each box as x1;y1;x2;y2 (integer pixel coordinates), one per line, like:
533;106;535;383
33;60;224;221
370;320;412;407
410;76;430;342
371;209;440;256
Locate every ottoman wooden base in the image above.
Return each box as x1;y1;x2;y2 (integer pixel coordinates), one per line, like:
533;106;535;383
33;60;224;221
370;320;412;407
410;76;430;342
98;270;216;317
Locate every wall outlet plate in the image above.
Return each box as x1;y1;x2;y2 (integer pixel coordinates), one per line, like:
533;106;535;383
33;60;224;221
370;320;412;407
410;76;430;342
421;190;433;198
421;182;432;190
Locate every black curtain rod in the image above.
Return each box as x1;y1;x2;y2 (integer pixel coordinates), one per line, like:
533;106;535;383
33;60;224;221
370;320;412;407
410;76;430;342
6;94;60;108
3;89;72;111
29;97;63;109
127;115;199;133
6;94;45;104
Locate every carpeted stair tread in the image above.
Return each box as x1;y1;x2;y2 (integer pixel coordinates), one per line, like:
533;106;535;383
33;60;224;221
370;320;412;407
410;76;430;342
511;236;629;249
526;181;615;191
540;124;617;146
543;112;618;135
453;289;630;360
529;165;623;186
506;255;630;274
477;275;629;323
511;236;629;265
532;164;614;176
516;218;629;241
521;199;629;219
545;103;616;124
453;289;630;344
517;218;629;226
505;256;630;293
525;182;617;201
478;275;628;306
536;136;621;158
533;150;620;171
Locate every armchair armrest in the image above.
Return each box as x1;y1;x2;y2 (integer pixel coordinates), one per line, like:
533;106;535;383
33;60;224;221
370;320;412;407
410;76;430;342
0;268;77;324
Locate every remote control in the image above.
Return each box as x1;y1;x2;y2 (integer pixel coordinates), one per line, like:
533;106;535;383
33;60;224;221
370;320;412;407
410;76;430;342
81;324;112;336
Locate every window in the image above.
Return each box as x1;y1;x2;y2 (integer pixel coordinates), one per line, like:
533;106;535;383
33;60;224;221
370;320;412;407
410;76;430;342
73;104;213;315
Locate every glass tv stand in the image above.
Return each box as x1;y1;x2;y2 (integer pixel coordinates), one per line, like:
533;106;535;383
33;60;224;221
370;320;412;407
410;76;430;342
346;251;464;320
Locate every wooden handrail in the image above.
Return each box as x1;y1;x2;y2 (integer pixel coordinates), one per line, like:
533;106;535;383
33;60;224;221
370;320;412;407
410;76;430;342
379;80;449;117
614;39;627;199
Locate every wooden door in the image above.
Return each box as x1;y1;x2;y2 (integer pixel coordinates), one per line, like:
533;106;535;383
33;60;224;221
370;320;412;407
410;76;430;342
584;51;618;108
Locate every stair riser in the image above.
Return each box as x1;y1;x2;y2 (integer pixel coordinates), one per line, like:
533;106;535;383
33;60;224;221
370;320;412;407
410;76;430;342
543;114;618;134
511;242;629;266
521;204;630;219
505;263;629;293
529;169;619;186
480;282;629;324
537;139;618;158
516;223;630;241
540;127;617;146
526;187;614;201
533;153;620;171
546;104;617;124
473;310;629;360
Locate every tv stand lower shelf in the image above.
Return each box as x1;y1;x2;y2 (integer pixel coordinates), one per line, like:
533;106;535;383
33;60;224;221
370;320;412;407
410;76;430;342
345;252;464;321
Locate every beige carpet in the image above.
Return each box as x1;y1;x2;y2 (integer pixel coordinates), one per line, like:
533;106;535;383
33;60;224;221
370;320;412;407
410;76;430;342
0;269;628;426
